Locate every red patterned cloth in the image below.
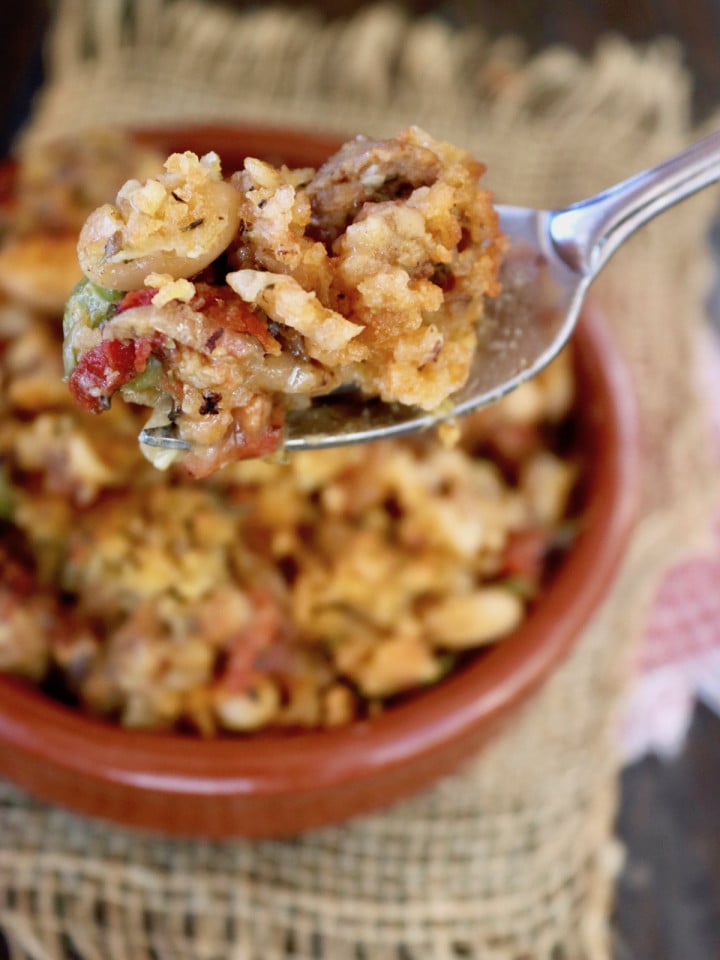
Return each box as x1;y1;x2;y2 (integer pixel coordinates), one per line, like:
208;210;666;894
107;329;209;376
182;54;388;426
622;326;720;762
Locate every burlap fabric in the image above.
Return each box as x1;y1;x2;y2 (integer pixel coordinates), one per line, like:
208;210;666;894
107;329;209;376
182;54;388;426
2;3;719;958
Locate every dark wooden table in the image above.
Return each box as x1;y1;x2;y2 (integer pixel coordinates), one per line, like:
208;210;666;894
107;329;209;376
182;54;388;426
1;3;719;959
615;703;720;960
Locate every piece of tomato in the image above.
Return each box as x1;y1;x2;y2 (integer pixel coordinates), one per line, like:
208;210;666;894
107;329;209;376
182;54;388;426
191;283;280;354
500;525;550;583
115;287;158;314
68;336;157;413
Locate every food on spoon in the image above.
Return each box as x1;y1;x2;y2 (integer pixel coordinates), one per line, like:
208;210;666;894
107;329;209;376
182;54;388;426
64;128;506;476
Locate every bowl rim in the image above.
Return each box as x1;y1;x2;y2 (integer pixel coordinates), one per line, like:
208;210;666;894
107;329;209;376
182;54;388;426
0;124;640;813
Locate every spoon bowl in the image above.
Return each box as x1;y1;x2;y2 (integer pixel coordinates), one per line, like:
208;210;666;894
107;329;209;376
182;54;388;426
280;129;720;450
281;223;583;451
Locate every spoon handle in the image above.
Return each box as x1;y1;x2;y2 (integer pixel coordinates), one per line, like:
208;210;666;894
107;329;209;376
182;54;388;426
548;128;720;276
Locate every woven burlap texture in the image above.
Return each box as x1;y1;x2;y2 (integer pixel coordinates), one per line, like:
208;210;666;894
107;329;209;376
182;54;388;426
2;3;719;959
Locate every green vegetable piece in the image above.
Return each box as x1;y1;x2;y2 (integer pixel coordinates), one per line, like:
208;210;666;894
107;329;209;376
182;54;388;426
121;355;162;395
63;279;123;376
0;462;16;520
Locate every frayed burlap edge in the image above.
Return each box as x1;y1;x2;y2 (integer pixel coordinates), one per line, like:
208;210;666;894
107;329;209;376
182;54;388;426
1;3;719;959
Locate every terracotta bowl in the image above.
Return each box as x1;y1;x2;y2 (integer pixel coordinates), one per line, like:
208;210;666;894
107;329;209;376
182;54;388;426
0;126;639;838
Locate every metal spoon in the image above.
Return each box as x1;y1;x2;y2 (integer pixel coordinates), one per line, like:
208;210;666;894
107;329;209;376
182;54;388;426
140;129;720;454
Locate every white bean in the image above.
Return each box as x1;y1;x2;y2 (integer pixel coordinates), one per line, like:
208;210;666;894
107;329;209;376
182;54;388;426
355;635;441;698
78;153;241;291
214;679;280;731
423;586;524;649
521;451;577;525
